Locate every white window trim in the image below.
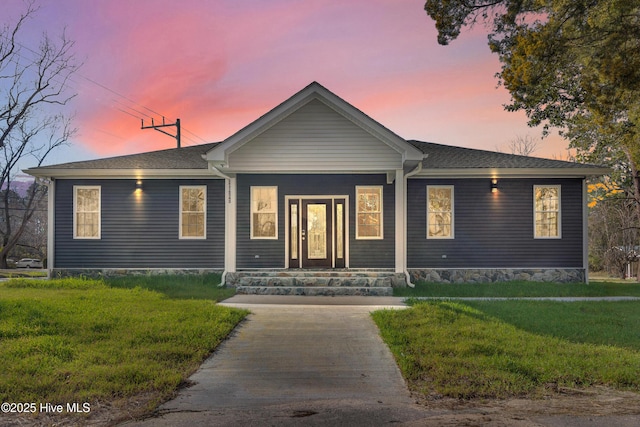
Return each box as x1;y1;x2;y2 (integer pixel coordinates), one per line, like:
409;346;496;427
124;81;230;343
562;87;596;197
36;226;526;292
179;185;207;240
534;185;562;239
427;185;455;239
250;186;278;240
73;185;101;239
356;185;383;240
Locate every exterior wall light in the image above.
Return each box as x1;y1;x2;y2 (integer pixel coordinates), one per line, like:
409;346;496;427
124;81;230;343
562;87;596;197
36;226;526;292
135;180;143;191
491;179;498;193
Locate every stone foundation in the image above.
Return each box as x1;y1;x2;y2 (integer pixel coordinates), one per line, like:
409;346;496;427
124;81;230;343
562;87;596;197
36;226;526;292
51;268;223;279
408;268;586;284
51;267;585;285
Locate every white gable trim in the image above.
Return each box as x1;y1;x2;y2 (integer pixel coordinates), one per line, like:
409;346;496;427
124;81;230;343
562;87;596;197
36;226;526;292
205;82;424;168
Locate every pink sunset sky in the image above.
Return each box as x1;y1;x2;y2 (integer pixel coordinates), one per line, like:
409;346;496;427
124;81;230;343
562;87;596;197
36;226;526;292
6;0;569;169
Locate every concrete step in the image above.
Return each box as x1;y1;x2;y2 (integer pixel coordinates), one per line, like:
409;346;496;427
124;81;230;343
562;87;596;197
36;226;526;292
235;276;394;288
235;286;394;296
226;270;404;296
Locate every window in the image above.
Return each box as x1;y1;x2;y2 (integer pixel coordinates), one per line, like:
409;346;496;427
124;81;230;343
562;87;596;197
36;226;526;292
74;186;101;239
427;186;454;239
534;185;561;238
180;186;206;239
251;186;277;239
356;186;383;239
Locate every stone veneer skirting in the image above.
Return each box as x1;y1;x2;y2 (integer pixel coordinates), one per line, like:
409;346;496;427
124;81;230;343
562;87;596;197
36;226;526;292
51;268;223;279
51;268;585;285
408;268;586;284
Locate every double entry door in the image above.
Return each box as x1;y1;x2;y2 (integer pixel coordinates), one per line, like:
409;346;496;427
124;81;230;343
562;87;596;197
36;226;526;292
288;198;346;269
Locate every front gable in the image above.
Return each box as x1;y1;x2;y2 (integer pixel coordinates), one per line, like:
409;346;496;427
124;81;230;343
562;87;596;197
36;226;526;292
227;98;403;171
206;82;424;173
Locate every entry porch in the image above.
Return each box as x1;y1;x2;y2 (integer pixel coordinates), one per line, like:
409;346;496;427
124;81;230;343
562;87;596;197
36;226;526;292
225;269;407;296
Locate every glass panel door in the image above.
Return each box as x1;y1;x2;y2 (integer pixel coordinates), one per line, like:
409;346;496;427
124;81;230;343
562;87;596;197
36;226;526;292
301;199;332;268
307;204;327;259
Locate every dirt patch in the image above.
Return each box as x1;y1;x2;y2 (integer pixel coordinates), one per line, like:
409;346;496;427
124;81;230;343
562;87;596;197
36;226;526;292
0;392;161;427
409;386;640;426
3;387;640;426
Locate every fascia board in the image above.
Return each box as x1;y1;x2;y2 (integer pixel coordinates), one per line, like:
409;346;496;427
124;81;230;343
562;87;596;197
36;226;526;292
215;167;403;175
24;168;220;179
412;167;612;178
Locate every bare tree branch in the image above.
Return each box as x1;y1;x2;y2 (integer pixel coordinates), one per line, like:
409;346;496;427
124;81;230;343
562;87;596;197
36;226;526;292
0;1;79;267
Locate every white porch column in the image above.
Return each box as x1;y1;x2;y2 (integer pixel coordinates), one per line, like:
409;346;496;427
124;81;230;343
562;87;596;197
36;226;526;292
47;178;55;272
395;169;405;273
225;177;237;273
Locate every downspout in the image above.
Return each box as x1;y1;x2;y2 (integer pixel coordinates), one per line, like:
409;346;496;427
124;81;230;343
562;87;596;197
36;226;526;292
209;163;233;287
403;157;426;288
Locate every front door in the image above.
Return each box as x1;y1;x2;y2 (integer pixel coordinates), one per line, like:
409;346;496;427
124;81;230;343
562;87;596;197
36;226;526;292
288;197;346;269
302;199;332;268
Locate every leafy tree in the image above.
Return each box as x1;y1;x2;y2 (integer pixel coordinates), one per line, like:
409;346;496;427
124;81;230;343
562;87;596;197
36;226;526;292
0;1;79;268
424;0;640;276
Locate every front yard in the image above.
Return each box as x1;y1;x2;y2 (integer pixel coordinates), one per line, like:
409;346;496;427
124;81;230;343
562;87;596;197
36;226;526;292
2;274;640;424
0;276;247;424
374;299;640;400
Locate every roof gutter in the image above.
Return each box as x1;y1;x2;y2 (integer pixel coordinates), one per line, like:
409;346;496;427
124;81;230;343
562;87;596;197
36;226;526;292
22;168;217;179
413;166;611;179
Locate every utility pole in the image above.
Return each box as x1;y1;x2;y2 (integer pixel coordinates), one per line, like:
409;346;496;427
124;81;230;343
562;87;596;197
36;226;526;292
141;117;181;148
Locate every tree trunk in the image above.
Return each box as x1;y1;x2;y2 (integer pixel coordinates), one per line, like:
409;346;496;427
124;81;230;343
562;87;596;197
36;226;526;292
623;147;640;282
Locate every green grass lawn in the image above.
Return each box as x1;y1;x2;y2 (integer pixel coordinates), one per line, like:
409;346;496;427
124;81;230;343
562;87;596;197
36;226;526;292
103;273;236;300
373;300;640;400
0;276;246;417
394;280;640;298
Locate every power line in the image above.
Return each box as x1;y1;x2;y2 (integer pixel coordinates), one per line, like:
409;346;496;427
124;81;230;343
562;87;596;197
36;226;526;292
1;32;212;146
79;74;164;119
181;126;209;145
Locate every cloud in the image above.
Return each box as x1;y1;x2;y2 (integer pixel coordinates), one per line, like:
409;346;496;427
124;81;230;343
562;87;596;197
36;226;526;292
16;0;569;160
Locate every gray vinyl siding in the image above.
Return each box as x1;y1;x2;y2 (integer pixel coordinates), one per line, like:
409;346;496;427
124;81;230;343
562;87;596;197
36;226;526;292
228;99;402;171
407;178;584;268
236;174;395;268
54;179;225;268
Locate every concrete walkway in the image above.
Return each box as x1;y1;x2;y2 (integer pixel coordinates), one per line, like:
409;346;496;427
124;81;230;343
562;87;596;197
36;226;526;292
123;295;432;426
122;295;640;427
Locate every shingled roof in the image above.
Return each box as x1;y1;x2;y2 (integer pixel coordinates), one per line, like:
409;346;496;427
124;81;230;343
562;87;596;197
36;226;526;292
409;140;604;171
26;139;608;178
32;142;218;170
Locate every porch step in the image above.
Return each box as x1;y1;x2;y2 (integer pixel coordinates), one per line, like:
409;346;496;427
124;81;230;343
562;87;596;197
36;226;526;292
235;286;393;296
226;270;405;296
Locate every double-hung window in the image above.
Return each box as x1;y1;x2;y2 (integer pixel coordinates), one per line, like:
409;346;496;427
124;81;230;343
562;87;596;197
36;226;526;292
356;186;383;239
74;186;101;239
251;186;277;239
180;186;207;239
427;186;454;239
534;185;561;238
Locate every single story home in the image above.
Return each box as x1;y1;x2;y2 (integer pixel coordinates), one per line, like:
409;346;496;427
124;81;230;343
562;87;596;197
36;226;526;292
26;82;609;294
